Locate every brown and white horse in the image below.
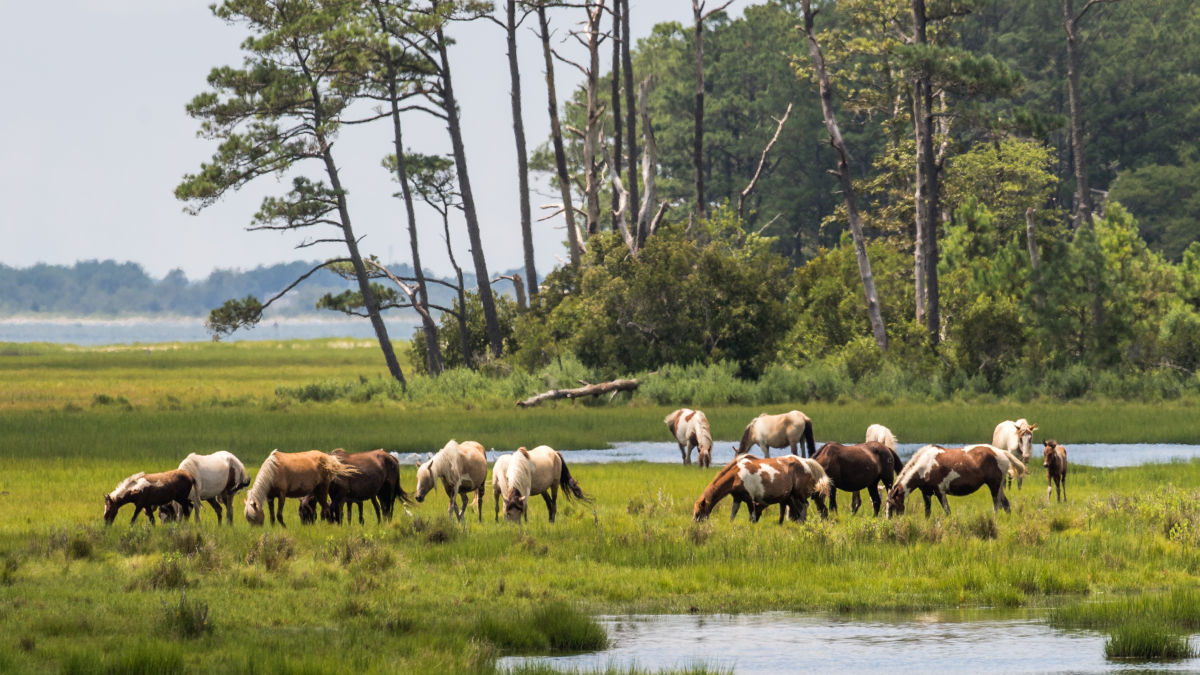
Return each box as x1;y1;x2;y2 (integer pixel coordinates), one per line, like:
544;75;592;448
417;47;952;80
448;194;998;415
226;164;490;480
992;419;1037;489
885;444;1026;518
733;411;816;458
812;441;901;516
1043;440;1068;503
104;470;196;526
492;445;587;523
166;451;249;525
415;440;488;522
244;450;357;526
665;408;713;467
693;454;831;523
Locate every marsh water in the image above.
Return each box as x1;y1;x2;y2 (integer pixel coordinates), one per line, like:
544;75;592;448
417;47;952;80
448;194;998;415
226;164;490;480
498;610;1200;673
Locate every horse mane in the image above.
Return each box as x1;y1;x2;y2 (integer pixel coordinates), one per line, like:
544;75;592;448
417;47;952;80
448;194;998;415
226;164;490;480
431;440;463;488
799;457;833;498
895;445;943;488
502;450;532;499
109;472;147;500
246;451;280;506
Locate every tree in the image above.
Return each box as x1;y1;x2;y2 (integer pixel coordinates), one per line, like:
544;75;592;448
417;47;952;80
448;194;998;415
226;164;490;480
690;0;734;220
176;0;407;387
535;0;584;267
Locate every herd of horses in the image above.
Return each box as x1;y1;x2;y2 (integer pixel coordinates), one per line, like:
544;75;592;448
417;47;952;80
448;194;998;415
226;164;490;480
102;410;1069;528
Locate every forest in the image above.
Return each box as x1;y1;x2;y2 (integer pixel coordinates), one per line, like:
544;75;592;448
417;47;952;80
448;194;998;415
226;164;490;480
169;0;1200;399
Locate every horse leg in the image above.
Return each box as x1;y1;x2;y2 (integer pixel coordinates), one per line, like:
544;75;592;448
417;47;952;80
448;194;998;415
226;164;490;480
813;494;828;519
147;506;157;526
828;489;839;515
937;491;952;516
277;497;288;527
790;440;799;457
546;485;559;522
476;487;485;523
223;495;234;525
921;490;933;518
867;485;882;517
493;488;500;522
730;499;741;521
679;442;690;466
850;491;861;515
447;486;462;521
1046;475;1053;504
1061;475;1067;503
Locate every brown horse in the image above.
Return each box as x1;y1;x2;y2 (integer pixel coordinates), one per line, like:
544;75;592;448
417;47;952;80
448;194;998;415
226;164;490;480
244;450;357;526
665;408;714;467
733;411;816;458
693;455;831;523
885;444;1026;518
1043;440;1068;503
812;441;901;516
104;470;195;526
324;449;409;524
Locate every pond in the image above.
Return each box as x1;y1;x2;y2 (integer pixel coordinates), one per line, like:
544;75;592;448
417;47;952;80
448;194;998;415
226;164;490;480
498;610;1200;673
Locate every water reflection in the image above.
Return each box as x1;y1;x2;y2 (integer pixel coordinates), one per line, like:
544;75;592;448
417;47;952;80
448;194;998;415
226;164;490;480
499;610;1200;673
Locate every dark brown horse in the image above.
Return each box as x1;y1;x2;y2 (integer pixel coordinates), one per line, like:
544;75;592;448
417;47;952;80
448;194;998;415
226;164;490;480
104;470;195;526
812;441;901;516
885;444;1026;518
1043;440;1068;503
693;455;831;523
324;449;409;524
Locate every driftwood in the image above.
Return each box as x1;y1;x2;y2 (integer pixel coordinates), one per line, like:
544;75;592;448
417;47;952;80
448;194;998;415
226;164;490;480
516;378;641;408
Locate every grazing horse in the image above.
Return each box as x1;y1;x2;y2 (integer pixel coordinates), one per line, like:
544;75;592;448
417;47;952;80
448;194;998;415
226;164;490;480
733;411;816;458
812;441;901;516
492;445;587;523
414;440;488;522
992;419;1037;489
104;470;196;526
325;449;408;524
693;455;831;523
1043;440;1068;503
244;450;356;527
885;444;1026;518
162;451;249;525
664;408;714;467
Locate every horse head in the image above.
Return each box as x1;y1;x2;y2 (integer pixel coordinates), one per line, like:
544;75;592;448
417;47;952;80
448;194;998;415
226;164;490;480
103;494;118;525
413;460;435;503
244;496;265;526
502;489;527;523
884;484;906;518
297;495;318;524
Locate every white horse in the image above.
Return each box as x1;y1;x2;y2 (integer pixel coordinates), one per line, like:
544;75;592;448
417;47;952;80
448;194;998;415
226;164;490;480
734;411;816;458
492;445;586;523
992;419;1037;489
174;451;249;525
664;408;714;467
865;424;897;452
414;440;487;522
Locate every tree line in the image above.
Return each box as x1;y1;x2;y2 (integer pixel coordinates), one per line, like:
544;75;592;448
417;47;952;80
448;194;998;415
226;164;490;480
178;0;1200;396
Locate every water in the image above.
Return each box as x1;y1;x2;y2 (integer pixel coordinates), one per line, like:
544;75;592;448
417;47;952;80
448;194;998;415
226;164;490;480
0;315;418;345
525;441;1200;469
499;611;1200;673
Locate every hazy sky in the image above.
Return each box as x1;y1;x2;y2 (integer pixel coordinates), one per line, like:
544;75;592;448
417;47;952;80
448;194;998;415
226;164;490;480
0;1;752;281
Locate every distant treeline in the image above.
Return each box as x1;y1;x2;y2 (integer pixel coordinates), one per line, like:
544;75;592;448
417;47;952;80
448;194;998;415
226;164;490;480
0;260;477;317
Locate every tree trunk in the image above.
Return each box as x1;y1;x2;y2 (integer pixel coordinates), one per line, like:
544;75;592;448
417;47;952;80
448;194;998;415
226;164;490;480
435;25;503;358
441;209;474;369
801;0;888;352
516;377;640;407
505;0;538;301
691;0;707;220
620;0;640;226
609;0;623;231
912;91;926;325
582;2;605;236
912;0;940;346
537;2;582;267
1064;0;1093;228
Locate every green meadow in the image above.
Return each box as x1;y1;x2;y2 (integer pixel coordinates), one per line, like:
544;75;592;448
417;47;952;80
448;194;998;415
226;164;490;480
1;340;1199;672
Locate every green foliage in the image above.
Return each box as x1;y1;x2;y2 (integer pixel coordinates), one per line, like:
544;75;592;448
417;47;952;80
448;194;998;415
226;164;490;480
160;591;212;640
409;291;518;374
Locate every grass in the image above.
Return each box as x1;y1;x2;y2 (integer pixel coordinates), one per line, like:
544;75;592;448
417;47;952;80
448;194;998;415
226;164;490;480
1;339;1200;672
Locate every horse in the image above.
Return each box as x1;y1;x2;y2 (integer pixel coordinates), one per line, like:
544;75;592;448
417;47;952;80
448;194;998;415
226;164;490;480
104;470;196;526
161;451;249;525
325;449;408;524
664;408;713;467
885;444;1026;518
244;450;357;526
812;441;901;516
492;445;587;523
693;454;831;523
414;440;488;522
733;410;816;458
992;419;1037;489
1043;439;1068;503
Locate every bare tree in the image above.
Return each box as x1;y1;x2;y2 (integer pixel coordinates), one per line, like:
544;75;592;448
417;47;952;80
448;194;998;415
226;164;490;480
800;0;888;352
911;0;940;345
535;0;584;266
690;0;734;220
620;0;639;225
1064;0;1122;228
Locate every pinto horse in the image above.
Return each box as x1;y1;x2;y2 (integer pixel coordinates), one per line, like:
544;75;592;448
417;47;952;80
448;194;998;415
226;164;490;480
665;408;714;467
163;451;249;525
415;440;488;522
244;450;357;527
104;470;195;526
693;455;831;523
325;449;408;524
1043;440;1068;503
492;445;587;523
992;419;1037;489
812;441;901;516
885;444;1026;518
733;411;816;458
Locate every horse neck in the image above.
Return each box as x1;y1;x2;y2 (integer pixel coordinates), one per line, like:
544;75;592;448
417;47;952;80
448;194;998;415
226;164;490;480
432;446;461;485
247;456;276;503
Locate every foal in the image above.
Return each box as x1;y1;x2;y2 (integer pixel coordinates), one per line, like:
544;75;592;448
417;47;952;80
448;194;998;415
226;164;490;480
1043;439;1068;503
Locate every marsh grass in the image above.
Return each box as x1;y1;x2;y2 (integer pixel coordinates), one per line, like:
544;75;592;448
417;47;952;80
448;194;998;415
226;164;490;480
160;591;212;639
1104;624;1192;660
476;602;607;654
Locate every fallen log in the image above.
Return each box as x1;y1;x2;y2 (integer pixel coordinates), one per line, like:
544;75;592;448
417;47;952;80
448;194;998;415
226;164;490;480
516;378;641;408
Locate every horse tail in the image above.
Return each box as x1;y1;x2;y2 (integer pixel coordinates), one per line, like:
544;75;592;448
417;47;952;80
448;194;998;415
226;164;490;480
802;420;816;458
890;448;904;475
803;458;832;499
1006;451;1028;478
697;415;713;455
322;454;358;480
557;454;589;503
382;451;410;507
736;422;754;455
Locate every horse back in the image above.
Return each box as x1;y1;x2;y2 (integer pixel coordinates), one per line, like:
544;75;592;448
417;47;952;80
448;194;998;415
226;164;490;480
526;445;562;496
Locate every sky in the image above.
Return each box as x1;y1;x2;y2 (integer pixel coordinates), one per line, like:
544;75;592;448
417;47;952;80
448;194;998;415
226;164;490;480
0;0;752;281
